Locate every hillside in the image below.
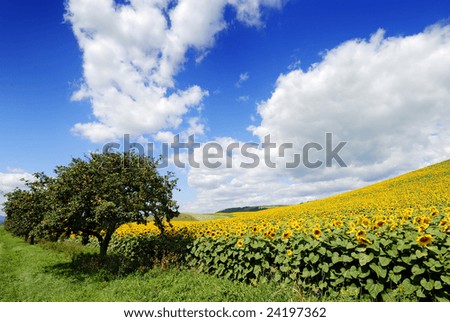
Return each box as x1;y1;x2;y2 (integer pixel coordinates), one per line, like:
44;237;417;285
234;159;450;221
116;159;450;300
216;205;287;213
118;159;450;242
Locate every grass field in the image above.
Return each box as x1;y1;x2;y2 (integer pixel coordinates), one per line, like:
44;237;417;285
171;212;234;222
0;225;317;302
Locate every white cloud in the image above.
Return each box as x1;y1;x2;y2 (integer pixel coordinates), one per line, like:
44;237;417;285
186;117;205;136
287;59;301;70
228;0;283;26
252;25;450;172
183;137;368;212
66;0;284;143
237;95;250;102
153;131;176;143
235;72;250;87
183;23;450;213
5;167;27;174
0;172;34;194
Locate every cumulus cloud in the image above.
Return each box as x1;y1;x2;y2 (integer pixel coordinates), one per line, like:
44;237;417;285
228;0;283;26
252;24;450;174
182;135;366;212
66;0;284;143
184;23;450;212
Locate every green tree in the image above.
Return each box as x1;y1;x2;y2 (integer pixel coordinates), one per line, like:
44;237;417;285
3;173;53;244
44;152;179;257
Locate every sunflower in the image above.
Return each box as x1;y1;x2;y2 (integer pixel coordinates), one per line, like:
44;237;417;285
269;230;277;238
355;229;366;237
236;239;245;248
389;222;398;231
357;236;372;245
286;249;293;256
429;206;439;216
333;220;344;228
312;228;322;239
439;218;449;227
416;234;433;246
417;225;428;233
361;218;371;228
375;220;386;228
282;229;293;240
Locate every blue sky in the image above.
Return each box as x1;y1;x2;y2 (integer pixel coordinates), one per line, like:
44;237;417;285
1;0;450;214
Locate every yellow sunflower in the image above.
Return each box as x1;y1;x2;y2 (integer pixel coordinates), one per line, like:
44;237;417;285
361;218;371;228
236;240;245;248
417;225;428;233
416;234;433;246
375;220;386;228
312;228;322;239
357;236;372;245
282;229;293;240
355;229;366;237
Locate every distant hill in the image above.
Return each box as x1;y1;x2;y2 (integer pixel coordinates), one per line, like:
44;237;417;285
0;215;5;225
216;205;286;213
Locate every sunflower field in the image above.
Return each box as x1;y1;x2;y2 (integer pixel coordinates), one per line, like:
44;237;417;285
111;159;450;301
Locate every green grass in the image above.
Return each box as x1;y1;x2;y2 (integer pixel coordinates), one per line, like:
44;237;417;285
0;226;312;302
188;213;234;221
170;212;199;221
160;212;234;222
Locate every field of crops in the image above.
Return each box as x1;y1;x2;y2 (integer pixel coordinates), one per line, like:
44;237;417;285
112;160;450;301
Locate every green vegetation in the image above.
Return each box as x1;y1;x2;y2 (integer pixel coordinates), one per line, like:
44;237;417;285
3;152;179;257
171;213;199;221
217;205;286;213
190;213;234;221
0;226;308;302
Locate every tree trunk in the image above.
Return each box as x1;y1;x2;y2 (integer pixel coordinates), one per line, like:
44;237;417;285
99;231;113;258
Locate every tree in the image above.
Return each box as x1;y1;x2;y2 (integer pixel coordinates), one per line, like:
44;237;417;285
44;152;179;256
3;173;53;244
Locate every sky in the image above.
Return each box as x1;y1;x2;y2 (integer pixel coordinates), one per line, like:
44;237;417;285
1;0;450;215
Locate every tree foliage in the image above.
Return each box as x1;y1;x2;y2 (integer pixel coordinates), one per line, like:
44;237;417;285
3;152;179;256
3;173;53;244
